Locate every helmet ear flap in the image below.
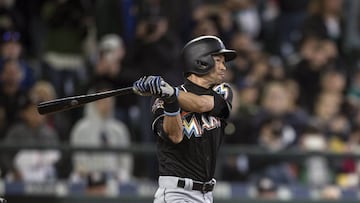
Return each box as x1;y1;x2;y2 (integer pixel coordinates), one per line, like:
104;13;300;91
195;59;208;70
194;55;214;75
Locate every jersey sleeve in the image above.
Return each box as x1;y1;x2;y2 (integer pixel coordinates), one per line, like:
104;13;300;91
151;97;172;141
209;83;233;119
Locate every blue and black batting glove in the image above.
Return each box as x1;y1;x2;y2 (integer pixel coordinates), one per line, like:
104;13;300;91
147;76;162;95
133;76;150;95
134;76;148;92
133;75;162;96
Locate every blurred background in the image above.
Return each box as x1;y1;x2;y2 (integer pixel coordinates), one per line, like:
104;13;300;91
0;0;359;202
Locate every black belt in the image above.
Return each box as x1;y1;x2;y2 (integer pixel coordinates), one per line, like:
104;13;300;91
177;179;215;193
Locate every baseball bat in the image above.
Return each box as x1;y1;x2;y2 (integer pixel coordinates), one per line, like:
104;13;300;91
37;86;134;115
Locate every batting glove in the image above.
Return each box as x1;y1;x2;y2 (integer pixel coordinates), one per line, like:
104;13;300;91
148;76;162;95
159;79;180;116
133;76;162;96
133;76;149;96
160;80;177;97
159;79;179;103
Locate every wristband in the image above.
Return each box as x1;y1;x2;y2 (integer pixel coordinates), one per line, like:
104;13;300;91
164;98;180;116
164;109;180;116
164;87;179;103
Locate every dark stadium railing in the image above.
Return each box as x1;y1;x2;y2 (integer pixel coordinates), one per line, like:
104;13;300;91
0;143;359;203
1;143;360;158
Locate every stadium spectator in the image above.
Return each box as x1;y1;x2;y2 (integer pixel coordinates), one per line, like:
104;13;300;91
299;124;331;186
85;171;108;196
231;0;261;39
192;17;220;38
320;68;347;95
291;36;339;112
29;80;72;142
2;93;60;182
132;10;181;83
0;31;35;90
256;80;307;138
28;81;73;180
86;34;139;127
0;59;26;138
301;0;345;53
222;82;259;182
41;0;92;97
0;1;26;41
311;92;343;132
320;185;342;200
254;117;297;184
227;32;262;86
274;0;310;57
226;81;260;144
70;82;133;184
254;176;278;199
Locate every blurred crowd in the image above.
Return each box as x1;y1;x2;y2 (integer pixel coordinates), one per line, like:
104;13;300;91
0;0;360;199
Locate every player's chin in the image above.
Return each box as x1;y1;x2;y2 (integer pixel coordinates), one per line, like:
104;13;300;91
217;73;225;82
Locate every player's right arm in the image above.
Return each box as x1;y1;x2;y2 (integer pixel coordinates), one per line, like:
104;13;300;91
163;110;183;143
151;97;183;144
134;76;184;143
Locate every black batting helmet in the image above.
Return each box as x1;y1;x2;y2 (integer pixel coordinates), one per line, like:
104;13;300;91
182;35;236;76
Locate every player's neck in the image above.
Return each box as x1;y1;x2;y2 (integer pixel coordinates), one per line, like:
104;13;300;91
187;75;212;89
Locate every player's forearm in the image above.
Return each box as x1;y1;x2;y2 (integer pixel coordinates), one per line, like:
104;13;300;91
178;91;214;113
163;115;183;144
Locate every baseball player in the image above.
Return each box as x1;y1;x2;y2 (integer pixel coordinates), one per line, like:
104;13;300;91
133;35;236;203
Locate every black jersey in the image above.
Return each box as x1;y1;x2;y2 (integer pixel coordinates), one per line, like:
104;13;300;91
151;79;233;182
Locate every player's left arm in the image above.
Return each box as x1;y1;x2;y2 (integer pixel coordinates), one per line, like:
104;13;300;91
177;83;232;118
177;91;214;113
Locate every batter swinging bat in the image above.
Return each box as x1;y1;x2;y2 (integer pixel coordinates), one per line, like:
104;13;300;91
37;87;134;115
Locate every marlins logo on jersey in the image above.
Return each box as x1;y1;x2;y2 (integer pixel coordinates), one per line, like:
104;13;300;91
182;113;221;139
212;83;230;99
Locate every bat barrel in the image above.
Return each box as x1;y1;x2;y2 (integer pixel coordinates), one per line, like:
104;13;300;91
37;87;134;115
37;97;82;115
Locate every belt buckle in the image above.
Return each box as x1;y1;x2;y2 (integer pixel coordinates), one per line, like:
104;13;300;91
201;183;207;193
201;181;214;193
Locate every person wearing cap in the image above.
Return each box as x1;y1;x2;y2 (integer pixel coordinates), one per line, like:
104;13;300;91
255;176;278;199
85;33;139;127
83;34;124;94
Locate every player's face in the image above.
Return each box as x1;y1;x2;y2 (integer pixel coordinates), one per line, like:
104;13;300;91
205;55;227;85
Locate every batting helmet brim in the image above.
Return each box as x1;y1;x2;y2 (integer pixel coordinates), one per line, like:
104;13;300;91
212;49;237;62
